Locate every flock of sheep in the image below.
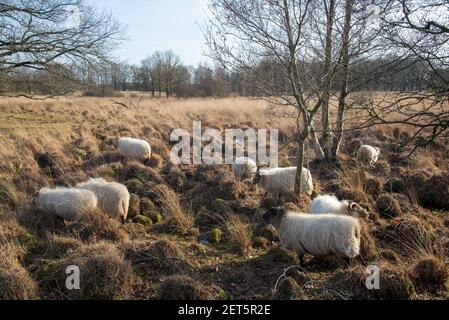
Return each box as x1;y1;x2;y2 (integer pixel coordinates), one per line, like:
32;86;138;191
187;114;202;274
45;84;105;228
33;135;382;267
33;137;150;224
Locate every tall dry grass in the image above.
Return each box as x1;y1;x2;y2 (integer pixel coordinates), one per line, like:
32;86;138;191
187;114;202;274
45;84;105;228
151;184;197;237
216;210;253;253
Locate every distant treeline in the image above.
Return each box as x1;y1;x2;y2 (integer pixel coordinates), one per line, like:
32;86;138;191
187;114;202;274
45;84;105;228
2;50;447;98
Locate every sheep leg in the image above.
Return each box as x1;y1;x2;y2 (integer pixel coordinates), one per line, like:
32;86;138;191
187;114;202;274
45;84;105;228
121;215;126;224
344;257;352;267
299;254;305;267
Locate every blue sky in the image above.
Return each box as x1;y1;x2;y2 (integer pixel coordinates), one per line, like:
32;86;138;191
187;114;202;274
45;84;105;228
90;0;210;66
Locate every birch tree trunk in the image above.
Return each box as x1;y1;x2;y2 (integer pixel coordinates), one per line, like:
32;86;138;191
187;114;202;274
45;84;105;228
332;0;354;161
321;0;337;159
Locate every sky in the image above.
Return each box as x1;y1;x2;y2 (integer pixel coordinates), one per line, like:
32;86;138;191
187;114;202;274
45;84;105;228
90;0;211;66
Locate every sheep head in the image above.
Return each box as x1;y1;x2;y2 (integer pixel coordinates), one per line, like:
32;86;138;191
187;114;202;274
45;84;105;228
253;171;261;184
31;191;40;206
347;202;369;220
263;207;286;229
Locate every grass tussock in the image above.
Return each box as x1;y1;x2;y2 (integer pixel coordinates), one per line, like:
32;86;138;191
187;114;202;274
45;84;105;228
151;184;197;237
122;238;195;276
219;211;253;253
327;264;416;300
70;209;128;243
38;242;137;300
410;255;449;292
0;245;39;300
375;215;441;258
157;275;214;300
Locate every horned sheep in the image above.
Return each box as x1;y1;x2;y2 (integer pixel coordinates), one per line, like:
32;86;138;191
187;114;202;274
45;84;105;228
263;207;361;266
118;137;152;161
76;178;130;223
34;187;98;222
310;195;369;220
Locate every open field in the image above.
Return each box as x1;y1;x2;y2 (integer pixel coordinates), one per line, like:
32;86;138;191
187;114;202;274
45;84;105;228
1;96;449;300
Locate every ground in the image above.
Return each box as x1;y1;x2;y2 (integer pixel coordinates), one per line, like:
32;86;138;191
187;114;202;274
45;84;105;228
0;95;449;300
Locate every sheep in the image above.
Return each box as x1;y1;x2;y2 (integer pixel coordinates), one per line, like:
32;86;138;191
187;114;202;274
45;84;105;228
263;207;361;266
34;187;98;222
76;178;130;223
357;145;380;166
310;195;369;220
255;167;313;199
232;157;257;180
118;137;151;161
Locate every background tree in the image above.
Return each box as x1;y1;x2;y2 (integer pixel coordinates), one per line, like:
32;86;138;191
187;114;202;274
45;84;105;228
359;0;449;156
0;0;124;97
204;0;393;197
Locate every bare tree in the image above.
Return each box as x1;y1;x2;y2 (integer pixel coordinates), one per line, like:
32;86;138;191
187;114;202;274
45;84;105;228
0;0;123;97
205;0;389;198
206;0;325;198
360;0;449;156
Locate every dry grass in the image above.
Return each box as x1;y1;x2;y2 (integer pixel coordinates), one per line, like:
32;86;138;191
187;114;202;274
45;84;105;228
0;245;39;300
1;95;449;300
218;211;253;253
157;275;215;300
37;241;137;300
151;184;197;237
122;238;195;276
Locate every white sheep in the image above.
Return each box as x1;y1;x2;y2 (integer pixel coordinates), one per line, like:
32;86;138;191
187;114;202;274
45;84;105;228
310;195;369;220
232;157;257;180
256;167;313;198
34;187;98;222
263;207;361;266
357;145;380;166
118;137;151;161
76;178;130;223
